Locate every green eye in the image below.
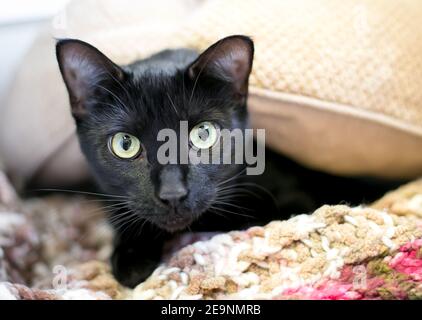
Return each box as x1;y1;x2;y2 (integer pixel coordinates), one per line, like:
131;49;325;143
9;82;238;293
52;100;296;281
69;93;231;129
189;122;219;150
109;132;142;159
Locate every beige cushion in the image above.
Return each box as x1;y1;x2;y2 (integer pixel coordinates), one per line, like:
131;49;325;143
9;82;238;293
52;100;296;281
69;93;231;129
1;0;422;186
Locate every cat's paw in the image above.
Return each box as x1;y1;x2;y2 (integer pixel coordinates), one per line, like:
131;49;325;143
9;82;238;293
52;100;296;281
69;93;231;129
111;248;160;288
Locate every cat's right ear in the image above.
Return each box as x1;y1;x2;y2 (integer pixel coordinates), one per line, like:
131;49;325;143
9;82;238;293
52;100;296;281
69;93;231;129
56;39;124;119
187;35;254;101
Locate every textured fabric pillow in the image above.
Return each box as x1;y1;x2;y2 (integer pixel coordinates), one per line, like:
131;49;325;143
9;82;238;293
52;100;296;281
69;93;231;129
1;0;422;186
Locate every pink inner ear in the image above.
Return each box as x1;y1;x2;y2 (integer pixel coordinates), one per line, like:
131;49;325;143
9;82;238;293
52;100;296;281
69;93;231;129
221;48;252;92
57;40;124;117
64;55;90;99
188;36;254;96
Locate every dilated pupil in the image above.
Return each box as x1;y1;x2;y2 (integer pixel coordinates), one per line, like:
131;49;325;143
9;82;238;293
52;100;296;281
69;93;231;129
121;135;132;151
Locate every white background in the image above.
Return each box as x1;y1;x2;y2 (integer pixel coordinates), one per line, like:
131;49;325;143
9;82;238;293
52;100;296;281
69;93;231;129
0;0;70;100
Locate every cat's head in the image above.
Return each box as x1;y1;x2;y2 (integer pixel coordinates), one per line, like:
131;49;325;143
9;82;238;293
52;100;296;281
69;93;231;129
56;35;254;232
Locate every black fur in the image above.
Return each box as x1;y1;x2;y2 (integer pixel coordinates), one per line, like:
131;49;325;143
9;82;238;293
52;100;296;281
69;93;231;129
56;36;402;287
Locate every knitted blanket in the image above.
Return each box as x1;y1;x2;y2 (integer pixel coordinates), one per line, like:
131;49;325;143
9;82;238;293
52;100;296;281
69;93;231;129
0;171;421;300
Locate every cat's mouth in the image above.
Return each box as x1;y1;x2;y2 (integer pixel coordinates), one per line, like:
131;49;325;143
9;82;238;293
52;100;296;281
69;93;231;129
153;213;194;232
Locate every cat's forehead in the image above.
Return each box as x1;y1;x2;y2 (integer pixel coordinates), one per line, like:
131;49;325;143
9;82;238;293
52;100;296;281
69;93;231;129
104;75;236;138
114;55;241;131
126;72;217;116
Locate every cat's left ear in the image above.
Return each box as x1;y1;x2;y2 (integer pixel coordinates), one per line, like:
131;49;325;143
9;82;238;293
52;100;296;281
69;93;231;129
188;35;254;100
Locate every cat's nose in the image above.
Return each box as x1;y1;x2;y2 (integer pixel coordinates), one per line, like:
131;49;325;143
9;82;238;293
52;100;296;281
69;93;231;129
158;187;188;207
157;165;188;207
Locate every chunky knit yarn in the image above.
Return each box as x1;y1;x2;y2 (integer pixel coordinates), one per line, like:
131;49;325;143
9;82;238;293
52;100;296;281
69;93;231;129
0;172;421;300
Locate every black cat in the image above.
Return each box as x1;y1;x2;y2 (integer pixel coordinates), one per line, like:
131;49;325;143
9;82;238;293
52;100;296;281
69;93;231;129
56;35;400;287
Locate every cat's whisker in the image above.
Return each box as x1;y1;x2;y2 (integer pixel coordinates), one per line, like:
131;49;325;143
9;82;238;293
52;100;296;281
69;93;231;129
108;208;137;223
208;208;229;220
83;201;133;220
83;206;125;221
95;84;131;112
225;182;277;199
93;199;133;208
213;204;254;218
166;92;180;117
217;189;263;201
102;68;136;111
75;202;134;243
80;198;132;204
217;185;259;194
111;210;138;234
212;199;253;212
186;224;193;233
154;228;164;241
33;188;129;199
95;101;120;110
217;184;264;197
135;218;149;238
217;183;259;193
181;72;188;107
216;168;247;187
124;215;144;240
116;220;137;238
31;191;134;224
209;205;254;219
218;182;278;211
74;208;132;232
217;182;273;196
